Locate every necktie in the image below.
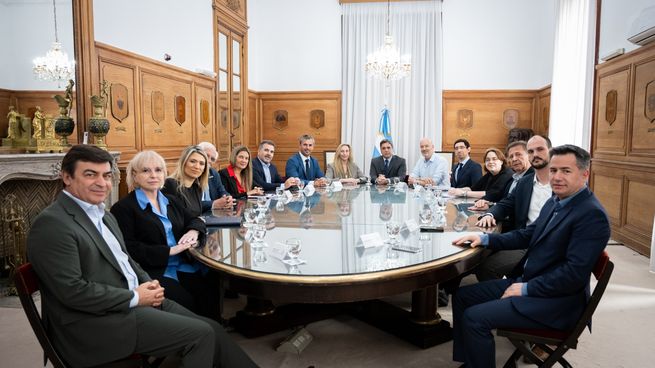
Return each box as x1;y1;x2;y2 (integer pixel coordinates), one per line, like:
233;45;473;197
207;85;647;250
454;163;463;182
383;159;389;175
304;158;310;177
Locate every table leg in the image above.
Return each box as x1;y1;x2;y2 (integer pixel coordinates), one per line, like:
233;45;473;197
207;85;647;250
410;285;442;325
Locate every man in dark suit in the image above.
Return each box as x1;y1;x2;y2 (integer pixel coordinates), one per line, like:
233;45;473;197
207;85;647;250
451;144;610;368
473;135;553;281
285;134;328;186
198;141;234;211
253;140;299;192
27;145;256;367
369;139;407;185
450;138;482;188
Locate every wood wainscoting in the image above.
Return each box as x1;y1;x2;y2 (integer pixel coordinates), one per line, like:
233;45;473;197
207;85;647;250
592;42;655;255
249;91;342;174
442;89;549;163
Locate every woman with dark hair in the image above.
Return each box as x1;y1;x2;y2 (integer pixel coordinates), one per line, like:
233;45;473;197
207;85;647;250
161;145;210;216
111;150;219;319
448;147;513;203
219;145;264;198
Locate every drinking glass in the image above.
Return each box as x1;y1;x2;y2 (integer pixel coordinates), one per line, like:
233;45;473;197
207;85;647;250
251;224;267;248
392;177;400;187
386;221;401;244
243;208;256;227
297;181;305;191
253;248;268;266
419;206;433;226
275;186;284;198
256;196;268;210
285;238;302;261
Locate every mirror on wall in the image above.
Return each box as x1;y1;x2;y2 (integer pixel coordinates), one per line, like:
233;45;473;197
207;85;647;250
0;0;75;140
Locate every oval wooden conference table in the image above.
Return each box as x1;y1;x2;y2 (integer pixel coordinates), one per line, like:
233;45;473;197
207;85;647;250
191;184;488;348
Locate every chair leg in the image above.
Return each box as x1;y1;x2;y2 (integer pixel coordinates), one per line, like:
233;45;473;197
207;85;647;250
502;348;521;368
538;344;570;368
508;339;545;366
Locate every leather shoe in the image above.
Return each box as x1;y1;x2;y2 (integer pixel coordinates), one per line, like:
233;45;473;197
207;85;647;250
523;345;549;363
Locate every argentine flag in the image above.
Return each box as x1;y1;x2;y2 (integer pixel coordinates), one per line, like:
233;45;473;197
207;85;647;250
372;107;392;158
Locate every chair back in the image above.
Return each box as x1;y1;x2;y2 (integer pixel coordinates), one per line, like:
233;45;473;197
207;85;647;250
434;151;454;166
565;250;614;346
14;263;67;368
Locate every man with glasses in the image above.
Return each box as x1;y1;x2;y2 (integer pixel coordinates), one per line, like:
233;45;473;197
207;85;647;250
197;142;234;210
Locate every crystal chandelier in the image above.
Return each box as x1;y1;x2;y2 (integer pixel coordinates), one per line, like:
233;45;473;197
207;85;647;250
364;0;411;81
33;0;75;87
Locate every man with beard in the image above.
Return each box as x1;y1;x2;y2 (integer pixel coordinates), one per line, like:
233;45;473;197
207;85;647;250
474;135;553;281
286;134;328;187
252;140;299;192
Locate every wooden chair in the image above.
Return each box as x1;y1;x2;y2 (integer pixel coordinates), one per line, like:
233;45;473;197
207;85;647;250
14;263;161;368
497;250;614;368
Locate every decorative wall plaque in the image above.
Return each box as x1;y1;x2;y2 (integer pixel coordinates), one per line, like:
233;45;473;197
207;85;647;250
175;95;186;125
605;90;617;125
310;109;325;129
151;91;164;124
220;110;228;128
457;109;473;129
646;81;655;123
232;110;241;129
273;110;288;131
110;83;129;122
226;0;241;12
200;99;210;126
503;109;519;129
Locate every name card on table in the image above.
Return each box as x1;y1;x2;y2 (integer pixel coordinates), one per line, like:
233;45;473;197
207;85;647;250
284;190;294;201
404;219;420;232
359;232;384;248
332;181;343;191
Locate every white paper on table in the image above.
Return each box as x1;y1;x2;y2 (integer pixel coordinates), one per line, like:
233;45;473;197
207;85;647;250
284;190;294;201
405;219;420;232
332;181;343;191
359;232;384;248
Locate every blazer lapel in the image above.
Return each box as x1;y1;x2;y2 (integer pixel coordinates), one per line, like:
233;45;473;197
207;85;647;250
59;193;124;276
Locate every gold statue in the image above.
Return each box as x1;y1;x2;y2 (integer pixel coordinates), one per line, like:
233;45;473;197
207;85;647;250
44;117;56;139
91;80;110;118
6;106;20;139
32;106;45;139
54;79;75;118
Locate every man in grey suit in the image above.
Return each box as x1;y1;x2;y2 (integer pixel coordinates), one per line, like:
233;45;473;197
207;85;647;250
370;139;407;185
27;145;256;368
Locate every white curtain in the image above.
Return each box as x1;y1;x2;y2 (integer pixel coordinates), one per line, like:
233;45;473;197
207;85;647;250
549;0;596;149
342;1;442;174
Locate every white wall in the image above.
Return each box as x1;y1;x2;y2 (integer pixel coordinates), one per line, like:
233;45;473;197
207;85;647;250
248;0;342;91
442;0;556;90
599;0;655;62
0;0;74;90
93;0;214;73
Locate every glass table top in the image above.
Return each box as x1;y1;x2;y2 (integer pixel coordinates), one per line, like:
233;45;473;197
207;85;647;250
193;184;485;277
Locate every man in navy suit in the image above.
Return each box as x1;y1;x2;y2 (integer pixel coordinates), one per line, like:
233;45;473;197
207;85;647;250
450;138;482;188
198;142;233;211
252;140;299;192
285;134;328;186
473;135;552;281
451;144;610;368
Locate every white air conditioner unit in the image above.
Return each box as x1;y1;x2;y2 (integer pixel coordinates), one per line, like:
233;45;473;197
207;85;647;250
628;6;655;46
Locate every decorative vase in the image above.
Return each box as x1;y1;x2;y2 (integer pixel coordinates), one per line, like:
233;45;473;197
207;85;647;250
88;117;110;149
54;117;75;146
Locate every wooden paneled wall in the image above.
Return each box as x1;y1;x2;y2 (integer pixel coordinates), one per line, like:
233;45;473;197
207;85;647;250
591;42;655;256
0;89;78;145
95;42;217;196
249;91;342;174
442;90;549;163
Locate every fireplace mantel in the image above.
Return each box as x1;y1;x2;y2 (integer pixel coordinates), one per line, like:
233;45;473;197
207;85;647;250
0;152;121;204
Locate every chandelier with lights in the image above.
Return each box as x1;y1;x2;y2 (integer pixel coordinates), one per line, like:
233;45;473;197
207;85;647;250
33;0;75;86
364;0;411;81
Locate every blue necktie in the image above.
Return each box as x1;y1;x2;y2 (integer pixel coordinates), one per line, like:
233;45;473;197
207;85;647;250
383;159;389;176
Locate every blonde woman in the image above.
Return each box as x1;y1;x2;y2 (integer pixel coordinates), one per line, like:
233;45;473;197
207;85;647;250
325;143;368;185
161;145;210;216
110;150;216;318
218;145;264;198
